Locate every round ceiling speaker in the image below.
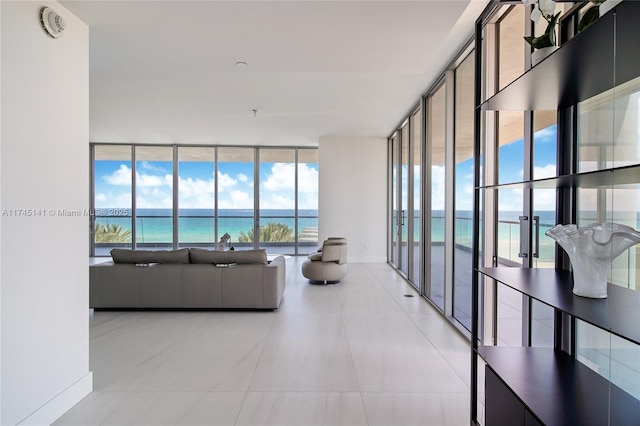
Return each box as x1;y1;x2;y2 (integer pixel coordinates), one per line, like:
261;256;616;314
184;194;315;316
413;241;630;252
39;6;66;39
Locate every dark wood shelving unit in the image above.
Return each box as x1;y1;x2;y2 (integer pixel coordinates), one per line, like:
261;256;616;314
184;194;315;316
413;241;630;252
480;1;640;111
480;7;613;111
478;267;640;345
476;163;640;190
481;346;640;426
471;1;640;425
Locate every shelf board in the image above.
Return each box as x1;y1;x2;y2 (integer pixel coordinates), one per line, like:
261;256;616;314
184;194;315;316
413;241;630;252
478;267;640;345
479;346;640;426
480;1;640;111
480;7;614;111
476;164;640;190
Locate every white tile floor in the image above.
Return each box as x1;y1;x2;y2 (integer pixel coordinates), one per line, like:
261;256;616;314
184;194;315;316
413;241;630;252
55;258;471;426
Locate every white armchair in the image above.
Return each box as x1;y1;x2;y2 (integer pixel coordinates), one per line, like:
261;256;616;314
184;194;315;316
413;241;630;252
301;237;348;284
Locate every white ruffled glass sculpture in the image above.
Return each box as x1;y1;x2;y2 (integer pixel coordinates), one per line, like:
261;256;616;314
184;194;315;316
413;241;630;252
545;223;640;298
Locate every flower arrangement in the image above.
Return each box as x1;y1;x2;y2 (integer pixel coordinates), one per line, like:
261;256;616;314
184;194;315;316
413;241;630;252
522;0;561;49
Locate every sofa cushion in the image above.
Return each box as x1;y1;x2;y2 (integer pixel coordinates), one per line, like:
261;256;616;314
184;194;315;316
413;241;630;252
110;248;190;264
189;248;268;265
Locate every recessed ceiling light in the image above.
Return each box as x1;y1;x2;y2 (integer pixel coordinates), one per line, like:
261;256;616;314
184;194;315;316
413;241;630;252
236;61;248;68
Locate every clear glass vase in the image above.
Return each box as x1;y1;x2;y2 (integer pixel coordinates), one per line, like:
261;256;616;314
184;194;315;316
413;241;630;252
545;223;640;298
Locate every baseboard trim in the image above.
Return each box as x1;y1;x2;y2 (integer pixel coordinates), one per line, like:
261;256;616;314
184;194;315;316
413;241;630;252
18;371;93;426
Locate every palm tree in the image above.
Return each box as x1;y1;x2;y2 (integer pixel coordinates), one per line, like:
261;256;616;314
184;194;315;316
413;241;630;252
238;222;294;242
94;222;132;243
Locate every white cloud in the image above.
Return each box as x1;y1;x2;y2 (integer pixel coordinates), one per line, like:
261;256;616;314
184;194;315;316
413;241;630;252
455;183;475;211
534;164;556;179
139;161;169;174
178;176;214;209
498;188;524;211
431;165;446;211
136;186;172;208
137;173;169;187
534;126;556;142
94;192;131;208
299;191;318;210
217;171;237;192
263;163;295;191
261;194;294;210
103;165;132;186
218;190;252;209
261;163;318;209
99;161;318;211
533;189;556;211
298;163;319;194
102;164;172;188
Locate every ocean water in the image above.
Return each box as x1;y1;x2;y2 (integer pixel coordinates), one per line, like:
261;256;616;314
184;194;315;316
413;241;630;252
96;209;640;262
95;209;319;243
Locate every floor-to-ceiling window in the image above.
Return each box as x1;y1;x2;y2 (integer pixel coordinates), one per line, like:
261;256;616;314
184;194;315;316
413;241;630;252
399;124;410;276
92;145;133;255
387;41;480;327
389;133;399;268
297;149;320;255
410;107;422;287
453;51;475;330
134;146;174;249
217;147;255;249
389;111;422;288
177;147;215;249
258;149;296;253
91;144;318;255
427;83;446;311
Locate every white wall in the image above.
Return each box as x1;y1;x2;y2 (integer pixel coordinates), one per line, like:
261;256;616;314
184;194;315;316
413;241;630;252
1;2;91;425
319;136;387;263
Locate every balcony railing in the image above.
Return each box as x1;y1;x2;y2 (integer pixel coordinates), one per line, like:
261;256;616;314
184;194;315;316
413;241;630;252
93;214;319;256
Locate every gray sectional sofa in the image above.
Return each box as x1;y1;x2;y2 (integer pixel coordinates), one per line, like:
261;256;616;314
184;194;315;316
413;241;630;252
90;248;286;310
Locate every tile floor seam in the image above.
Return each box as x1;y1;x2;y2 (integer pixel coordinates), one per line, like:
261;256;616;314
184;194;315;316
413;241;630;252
172;391;212;426
373;267;472;392
96;391;135;426
233;310;278;425
337;282;371;426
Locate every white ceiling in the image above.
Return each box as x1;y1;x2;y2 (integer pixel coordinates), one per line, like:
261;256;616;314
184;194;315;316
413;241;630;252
61;0;487;146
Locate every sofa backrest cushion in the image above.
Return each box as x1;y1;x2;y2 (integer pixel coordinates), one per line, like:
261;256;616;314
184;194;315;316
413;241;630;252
110;248;190;264
189;248;268;265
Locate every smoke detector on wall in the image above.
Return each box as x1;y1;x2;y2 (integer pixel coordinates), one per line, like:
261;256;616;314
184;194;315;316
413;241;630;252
39;6;65;39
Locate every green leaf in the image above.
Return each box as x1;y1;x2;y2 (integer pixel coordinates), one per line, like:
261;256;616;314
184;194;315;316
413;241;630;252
578;5;600;32
524;11;561;50
524;34;553;50
546;12;561;47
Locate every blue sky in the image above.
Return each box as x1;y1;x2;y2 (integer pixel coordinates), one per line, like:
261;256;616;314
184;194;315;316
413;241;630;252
96;124;557;213
94;160;319;210
401;124;558;212
496;124;557;212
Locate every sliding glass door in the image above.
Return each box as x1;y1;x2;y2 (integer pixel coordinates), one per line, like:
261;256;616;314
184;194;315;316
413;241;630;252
389;113;422;289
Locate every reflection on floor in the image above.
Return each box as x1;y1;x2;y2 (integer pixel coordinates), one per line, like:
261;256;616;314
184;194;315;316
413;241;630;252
55;258;471;426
